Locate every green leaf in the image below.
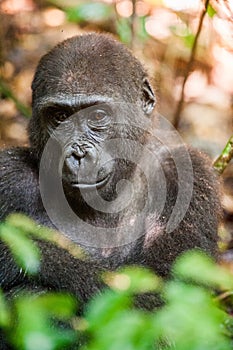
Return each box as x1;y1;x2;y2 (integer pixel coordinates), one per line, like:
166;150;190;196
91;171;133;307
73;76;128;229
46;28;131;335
155;281;230;350
207;4;217;18
0;223;40;274
86;290;130;331
66;2;112;23
173;250;233;290
0;290;10;327
35;294;76;319
138;16;149;41
87;310;156;350
116;18;132;44
183;33;195;48
13;294;76;350
6;214;40;234
104;266;160;294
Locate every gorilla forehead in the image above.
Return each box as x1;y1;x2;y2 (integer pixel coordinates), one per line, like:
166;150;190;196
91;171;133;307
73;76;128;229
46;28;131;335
32;33;147;102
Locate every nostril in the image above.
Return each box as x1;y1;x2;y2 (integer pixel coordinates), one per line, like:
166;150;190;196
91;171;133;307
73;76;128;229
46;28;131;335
71;143;86;159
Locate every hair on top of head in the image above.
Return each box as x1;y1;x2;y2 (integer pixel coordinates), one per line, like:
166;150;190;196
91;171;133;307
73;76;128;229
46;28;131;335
31;32;149;104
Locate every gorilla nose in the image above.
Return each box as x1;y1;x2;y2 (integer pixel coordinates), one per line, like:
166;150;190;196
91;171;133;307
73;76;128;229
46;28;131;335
71;143;86;159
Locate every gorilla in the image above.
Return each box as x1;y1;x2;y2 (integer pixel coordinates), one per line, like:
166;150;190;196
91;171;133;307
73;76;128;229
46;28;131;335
0;33;220;345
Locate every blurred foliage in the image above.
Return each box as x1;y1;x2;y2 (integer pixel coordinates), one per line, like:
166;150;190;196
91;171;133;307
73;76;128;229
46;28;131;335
0;217;40;275
0;215;233;349
0;78;31;118
207;3;217;18
214;134;233;174
65;2;114;23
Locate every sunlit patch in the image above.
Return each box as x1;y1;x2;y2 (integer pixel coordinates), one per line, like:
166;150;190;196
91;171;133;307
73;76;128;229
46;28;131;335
213;17;233;47
136;1;150;16
184;71;208;99
212;45;233;94
0;0;34;14
116;0;133;18
145;9;177;40
42;8;66;27
105;272;131;291
163;0;200;12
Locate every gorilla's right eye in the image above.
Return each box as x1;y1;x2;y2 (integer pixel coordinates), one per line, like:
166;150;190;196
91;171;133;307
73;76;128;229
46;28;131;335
54;110;70;123
55;113;69;123
46;107;71;124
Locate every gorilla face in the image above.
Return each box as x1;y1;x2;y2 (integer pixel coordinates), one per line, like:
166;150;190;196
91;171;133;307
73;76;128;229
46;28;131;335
36;78;154;205
46;103;114;190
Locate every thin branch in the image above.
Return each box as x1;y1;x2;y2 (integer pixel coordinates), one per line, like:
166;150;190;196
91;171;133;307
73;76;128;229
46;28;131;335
213;134;233;174
215;290;233;301
173;0;210;129
130;0;137;50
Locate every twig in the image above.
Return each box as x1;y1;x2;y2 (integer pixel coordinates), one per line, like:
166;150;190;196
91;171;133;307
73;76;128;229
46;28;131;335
173;0;210;129
215;290;233;301
213;135;233;174
130;0;137;49
0;78;31;118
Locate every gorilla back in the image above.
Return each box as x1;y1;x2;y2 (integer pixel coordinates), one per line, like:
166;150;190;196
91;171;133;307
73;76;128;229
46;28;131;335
0;33;220;301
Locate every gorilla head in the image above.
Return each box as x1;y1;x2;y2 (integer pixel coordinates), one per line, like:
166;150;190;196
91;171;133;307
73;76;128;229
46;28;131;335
29;33;158;242
29;33;156;158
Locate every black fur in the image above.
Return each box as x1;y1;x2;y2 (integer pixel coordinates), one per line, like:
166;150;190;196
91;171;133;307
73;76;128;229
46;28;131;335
0;33;221;348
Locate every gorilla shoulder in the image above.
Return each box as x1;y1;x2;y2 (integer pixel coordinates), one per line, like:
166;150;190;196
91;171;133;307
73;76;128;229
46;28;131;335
0;148;41;222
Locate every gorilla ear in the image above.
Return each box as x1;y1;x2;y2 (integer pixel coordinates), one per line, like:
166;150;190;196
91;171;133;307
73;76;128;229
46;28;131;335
142;78;156;115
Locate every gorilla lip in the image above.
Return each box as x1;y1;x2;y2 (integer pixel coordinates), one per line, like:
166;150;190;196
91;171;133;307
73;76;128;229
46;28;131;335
71;173;111;190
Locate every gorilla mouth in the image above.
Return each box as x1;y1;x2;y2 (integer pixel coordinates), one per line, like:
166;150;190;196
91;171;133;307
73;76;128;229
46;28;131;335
71;173;111;190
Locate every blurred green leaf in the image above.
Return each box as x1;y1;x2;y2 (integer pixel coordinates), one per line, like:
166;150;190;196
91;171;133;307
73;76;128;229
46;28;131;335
85;290;156;350
6;214;41;235
13;293;76;350
6;214;54;243
104;266;160;294
86;310;156;350
155;281;230;350
0;290;10;327
173;250;233;290
183;33;195;48
86;290;130;331
170;23;195;48
6;214;86;260
0;78;31;118
207;4;217;18
35;294;76;319
138;16;149;41
0;223;40;275
116;18;132;44
66;2;112;23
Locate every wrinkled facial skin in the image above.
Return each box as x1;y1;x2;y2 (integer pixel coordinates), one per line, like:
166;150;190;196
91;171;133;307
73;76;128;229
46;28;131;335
47;103;113;189
39;97;150;203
